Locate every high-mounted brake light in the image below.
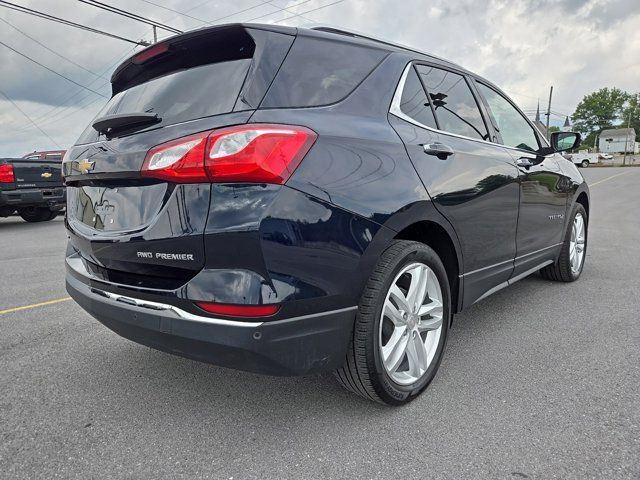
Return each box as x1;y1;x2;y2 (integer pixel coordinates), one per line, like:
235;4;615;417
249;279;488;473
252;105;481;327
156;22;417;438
195;302;280;317
141;124;317;184
0;163;15;183
132;43;169;64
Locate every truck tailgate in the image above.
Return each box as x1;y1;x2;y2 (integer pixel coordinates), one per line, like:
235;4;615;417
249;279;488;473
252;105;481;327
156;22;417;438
10;158;63;189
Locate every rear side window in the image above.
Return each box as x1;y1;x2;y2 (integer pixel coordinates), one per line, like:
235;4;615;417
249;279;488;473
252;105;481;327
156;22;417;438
77;59;250;144
416;65;488;141
262;36;387;108
475;82;540;152
398;67;437;129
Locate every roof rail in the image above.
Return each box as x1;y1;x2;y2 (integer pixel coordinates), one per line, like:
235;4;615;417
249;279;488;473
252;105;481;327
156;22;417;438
309;25;451;64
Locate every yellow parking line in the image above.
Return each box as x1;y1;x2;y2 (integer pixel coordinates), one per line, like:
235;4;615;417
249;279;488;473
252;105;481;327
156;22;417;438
0;297;72;316
590;171;630;186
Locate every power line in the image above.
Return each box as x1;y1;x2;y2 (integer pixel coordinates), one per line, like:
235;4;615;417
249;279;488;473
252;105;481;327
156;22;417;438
244;0;315;23
0;16;108;81
266;0;315;22
209;0;274;23
77;0;182;34
274;0;346;24
164;0;216;23
0;1;150;46
10;46;138;133
0;40;108;98
0;88;62;148
31;93;105;131
136;0;210;26
9;89;103;135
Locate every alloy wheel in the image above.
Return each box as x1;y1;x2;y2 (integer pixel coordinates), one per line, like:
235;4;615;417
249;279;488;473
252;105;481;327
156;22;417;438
570;212;586;275
379;262;444;385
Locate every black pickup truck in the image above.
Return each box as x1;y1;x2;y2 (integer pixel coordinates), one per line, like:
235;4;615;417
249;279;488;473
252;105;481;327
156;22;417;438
0;156;65;222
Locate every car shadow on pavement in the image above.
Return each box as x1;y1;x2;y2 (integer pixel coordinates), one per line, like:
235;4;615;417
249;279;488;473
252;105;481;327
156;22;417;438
76;273;556;421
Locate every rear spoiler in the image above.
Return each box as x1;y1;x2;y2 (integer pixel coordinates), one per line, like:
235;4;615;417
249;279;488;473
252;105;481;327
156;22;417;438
111;23;296;98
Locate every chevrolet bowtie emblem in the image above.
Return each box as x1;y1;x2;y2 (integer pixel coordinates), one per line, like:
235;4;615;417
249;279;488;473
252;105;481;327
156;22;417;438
75;159;95;174
41;172;52;178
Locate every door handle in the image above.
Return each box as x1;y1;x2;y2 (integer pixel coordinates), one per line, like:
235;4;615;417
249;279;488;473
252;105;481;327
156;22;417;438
516;157;534;168
422;143;455;160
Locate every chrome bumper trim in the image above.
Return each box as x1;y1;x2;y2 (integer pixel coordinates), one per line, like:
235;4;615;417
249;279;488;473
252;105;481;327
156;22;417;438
90;287;266;328
68;254;358;328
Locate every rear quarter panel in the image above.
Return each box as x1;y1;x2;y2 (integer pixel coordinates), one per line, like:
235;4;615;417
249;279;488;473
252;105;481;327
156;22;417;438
240;53;464;315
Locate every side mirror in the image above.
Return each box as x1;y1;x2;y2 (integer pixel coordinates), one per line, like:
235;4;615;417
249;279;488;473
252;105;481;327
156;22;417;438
551;132;581;153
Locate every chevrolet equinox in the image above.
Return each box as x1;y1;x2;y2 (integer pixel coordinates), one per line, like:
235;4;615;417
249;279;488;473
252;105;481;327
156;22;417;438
64;24;589;405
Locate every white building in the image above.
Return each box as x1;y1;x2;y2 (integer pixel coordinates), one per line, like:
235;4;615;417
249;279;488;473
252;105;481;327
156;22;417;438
599;128;637;153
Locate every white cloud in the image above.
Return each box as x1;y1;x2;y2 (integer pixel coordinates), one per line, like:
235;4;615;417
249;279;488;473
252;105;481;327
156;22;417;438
0;0;638;156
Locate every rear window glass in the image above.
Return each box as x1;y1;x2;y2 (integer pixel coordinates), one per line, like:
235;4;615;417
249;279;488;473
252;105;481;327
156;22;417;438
416;65;489;141
398;67;437;129
262;36;387;108
77;59;251;144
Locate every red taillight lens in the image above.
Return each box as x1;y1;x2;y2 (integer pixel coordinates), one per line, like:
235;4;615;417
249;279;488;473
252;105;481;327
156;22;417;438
141;124;317;184
0;164;15;183
141;131;209;183
206;125;316;183
195;302;280;317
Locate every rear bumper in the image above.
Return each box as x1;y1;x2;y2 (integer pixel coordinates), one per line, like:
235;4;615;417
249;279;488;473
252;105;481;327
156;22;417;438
0;187;66;209
66;270;356;376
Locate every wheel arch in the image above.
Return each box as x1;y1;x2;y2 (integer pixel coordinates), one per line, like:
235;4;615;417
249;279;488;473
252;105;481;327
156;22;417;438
393;219;462;314
575;190;590;219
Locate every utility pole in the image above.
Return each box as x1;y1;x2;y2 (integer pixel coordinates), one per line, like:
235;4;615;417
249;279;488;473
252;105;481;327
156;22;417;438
623;94;638;166
152;25;157;43
623;114;630;166
545;86;553;140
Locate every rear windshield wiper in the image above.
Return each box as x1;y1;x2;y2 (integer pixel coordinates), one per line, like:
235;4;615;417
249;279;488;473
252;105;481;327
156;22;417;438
92;112;161;136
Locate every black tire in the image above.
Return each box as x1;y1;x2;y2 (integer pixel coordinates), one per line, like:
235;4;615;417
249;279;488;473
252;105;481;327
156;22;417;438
18;208;56;223
581;160;589;168
334;240;451;405
539;203;588;282
44;210;60;220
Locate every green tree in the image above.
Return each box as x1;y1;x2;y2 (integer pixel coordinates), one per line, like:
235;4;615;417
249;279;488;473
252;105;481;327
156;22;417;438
571;87;629;137
581;131;598;149
621;93;640;134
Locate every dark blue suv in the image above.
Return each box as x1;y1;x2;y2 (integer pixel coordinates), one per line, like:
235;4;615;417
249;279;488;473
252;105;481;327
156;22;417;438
64;24;589;405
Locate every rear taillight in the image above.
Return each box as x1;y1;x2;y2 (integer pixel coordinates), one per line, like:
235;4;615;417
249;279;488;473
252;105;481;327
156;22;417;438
142;132;209;183
141;124;317;184
195;302;280;317
0;164;15;183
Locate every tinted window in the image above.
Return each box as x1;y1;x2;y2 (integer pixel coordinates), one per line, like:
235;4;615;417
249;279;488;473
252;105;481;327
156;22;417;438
476;82;539;152
77;59;251;144
262;37;387;108
416;65;488;140
398;67;437;129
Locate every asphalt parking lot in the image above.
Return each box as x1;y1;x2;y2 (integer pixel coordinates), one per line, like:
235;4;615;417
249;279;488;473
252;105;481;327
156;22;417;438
1;167;638;479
